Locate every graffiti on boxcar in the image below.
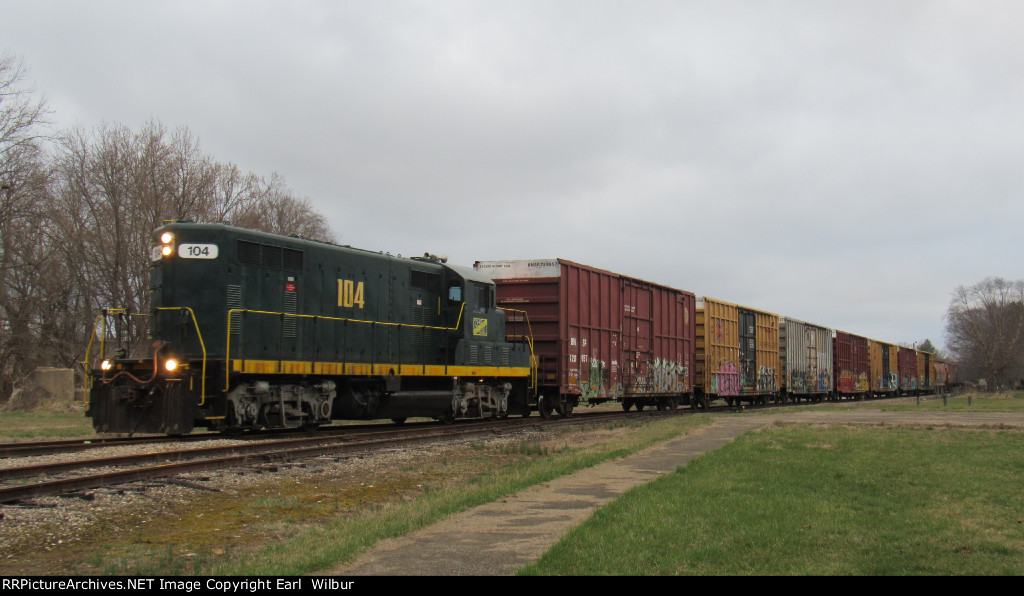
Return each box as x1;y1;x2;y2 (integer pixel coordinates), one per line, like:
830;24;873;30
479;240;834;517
877;372;898;391
581;358;606;398
792;367;831;394
790;369;808;393
837;370;855;393
757;366;776;393
712;361;740;396
651;358;688;392
817;367;831;392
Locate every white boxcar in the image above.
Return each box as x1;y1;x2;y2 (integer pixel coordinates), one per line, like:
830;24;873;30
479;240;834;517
779;317;834;403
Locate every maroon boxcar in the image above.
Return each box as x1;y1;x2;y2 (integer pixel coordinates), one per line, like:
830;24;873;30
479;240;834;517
833;330;870;399
474;259;696;416
898;346;919;394
935;360;959;393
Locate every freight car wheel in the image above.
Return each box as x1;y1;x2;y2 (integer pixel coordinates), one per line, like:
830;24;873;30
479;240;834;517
538;396;555;418
622;400;634;412
556;396;574;417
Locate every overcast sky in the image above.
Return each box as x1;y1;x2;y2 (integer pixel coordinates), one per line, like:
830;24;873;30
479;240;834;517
3;0;1022;351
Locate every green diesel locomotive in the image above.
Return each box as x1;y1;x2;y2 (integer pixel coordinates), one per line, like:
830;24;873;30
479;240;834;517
85;223;537;434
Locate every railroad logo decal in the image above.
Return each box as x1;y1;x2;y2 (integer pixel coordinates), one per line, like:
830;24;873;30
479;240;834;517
473;318;488;336
337;279;366;309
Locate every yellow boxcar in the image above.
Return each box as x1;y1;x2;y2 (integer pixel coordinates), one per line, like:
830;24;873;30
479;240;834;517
868;338;899;395
917;350;935;392
695;297;779;407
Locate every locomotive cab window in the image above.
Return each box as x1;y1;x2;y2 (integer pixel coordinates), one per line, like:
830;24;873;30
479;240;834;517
448;283;462;302
469;282;493;309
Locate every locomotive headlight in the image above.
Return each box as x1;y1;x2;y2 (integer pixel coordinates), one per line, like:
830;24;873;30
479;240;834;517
100;359;113;371
164;358;179;372
160;232;174;244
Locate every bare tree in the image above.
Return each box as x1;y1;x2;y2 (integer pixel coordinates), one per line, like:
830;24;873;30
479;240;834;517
0;53;51;398
945;277;1024;388
52;121;338;361
231;172;336;242
0;54;48;182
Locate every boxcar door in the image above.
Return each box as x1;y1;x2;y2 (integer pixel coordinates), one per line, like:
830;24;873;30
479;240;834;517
881;344;892;390
739;309;757;394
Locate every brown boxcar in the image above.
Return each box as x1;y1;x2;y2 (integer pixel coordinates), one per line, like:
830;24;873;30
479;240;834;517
834;330;870;399
868;338;899;396
935;360;958;393
898;346;919;394
474;259;696;416
779;317;833;403
695;297;779;407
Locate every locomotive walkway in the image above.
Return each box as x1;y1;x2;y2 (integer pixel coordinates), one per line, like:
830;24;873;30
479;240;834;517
323;409;1024;576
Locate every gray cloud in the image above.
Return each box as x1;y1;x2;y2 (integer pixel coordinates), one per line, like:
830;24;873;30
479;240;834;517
4;0;1023;348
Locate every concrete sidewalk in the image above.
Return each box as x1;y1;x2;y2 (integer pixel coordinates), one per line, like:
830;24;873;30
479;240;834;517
325;410;1024;576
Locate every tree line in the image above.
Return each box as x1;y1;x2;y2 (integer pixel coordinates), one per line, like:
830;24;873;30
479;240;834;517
0;53;335;400
945;277;1024;391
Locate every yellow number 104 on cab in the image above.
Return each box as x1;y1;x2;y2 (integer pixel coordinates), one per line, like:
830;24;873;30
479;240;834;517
337;279;366;309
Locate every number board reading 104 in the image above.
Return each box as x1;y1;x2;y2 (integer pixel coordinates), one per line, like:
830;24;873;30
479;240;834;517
179;244;219;259
337;279;366;309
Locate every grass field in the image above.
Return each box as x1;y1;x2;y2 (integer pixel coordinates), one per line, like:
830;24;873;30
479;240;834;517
878;391;1024;413
520;422;1024;575
0;407;93;439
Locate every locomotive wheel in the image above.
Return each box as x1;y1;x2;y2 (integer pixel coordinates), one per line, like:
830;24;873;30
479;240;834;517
391;417;407;425
538;396;555;418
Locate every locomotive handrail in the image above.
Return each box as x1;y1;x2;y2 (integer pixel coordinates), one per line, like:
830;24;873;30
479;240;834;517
224;303;468;391
81;307;208;406
82;308;122;404
497;306;538;393
82;308;151;404
155;307;208;405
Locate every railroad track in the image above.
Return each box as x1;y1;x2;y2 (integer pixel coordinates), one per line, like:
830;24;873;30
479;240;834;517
0;393;937;505
0;419;446;459
0;409;672;505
